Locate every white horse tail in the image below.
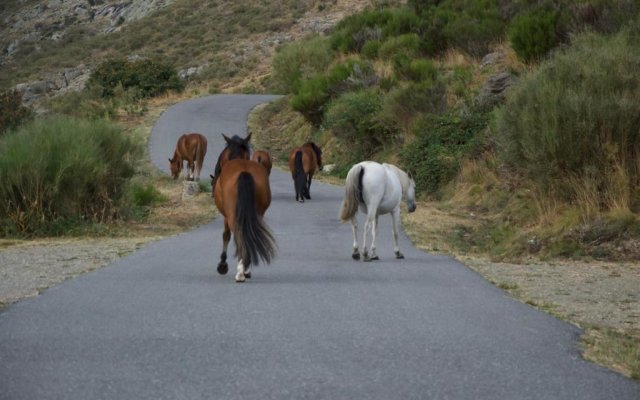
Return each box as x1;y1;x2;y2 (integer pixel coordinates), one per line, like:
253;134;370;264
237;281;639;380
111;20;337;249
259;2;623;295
339;164;364;223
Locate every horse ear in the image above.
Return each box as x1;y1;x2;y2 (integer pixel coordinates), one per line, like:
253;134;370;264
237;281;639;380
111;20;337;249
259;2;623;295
407;171;413;179
222;134;231;143
169;158;172;162
245;132;252;143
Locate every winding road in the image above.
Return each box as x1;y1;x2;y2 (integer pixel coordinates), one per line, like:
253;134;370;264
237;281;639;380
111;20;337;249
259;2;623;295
0;95;638;399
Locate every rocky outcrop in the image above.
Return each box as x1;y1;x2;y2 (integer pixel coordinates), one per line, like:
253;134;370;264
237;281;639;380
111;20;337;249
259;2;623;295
475;71;517;111
2;0;176;62
14;64;91;105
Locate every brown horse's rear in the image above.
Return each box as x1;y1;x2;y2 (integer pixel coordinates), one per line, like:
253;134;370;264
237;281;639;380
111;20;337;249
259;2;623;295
213;159;275;281
288;142;323;202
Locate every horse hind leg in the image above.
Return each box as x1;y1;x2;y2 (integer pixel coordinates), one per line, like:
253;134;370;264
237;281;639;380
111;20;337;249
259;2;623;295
305;172;313;200
369;215;380;261
235;259;246;283
391;208;404;259
217;222;231;275
350;217;360;260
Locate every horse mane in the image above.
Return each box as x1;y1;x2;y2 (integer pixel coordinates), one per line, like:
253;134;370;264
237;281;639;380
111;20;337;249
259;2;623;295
305;142;322;161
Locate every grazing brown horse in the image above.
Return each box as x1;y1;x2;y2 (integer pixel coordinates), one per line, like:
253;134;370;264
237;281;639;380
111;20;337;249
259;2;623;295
288;142;323;202
211;133;275;282
169;133;208;181
251;150;273;175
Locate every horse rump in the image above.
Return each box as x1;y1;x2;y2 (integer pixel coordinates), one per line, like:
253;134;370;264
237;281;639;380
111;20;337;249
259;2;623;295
235;172;276;267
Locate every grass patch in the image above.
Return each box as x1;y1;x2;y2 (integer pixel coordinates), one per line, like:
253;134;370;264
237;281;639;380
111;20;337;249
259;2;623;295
582;327;640;380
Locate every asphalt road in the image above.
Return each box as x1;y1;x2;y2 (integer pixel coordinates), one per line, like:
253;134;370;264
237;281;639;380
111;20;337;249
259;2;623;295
0;95;638;399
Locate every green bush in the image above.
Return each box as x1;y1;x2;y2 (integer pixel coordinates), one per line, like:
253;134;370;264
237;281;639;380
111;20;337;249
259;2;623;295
330;9;393;52
330;7;421;54
0;116;142;236
432;0;505;57
323;89;390;157
380;80;447;133
361;40;382;59
270;36;334;93
402;111;488;196
0;90;32;135
290;59;375;126
393;57;437;82
89;58;184;98
378;33;421;60
509;7;563;63
495;27;640;206
130;183;167;207
289;75;330;126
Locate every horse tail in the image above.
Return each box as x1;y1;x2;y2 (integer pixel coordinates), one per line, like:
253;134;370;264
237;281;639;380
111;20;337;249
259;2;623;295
235;172;276;268
339;164;364;222
294;150;307;199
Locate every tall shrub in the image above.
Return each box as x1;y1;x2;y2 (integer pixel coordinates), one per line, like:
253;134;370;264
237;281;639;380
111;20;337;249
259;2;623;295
0;116;141;235
0;89;32;135
323;89;390;157
495;27;640;208
271;37;334;94
402;111;488;196
509;7;563;63
89;58;184;98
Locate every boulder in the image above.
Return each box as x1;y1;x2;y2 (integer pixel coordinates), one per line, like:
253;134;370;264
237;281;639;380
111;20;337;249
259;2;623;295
182;181;201;200
475;71;517;111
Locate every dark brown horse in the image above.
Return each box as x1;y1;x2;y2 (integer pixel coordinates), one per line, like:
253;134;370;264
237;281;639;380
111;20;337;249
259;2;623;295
169;133;208;181
211;133;275;282
288;142;323;202
251;149;273;175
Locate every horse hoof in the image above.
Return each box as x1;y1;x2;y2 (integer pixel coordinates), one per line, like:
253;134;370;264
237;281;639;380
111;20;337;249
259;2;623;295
217;262;228;275
235;275;246;283
352;253;360;260
363;255;372;262
395;252;405;259
245;272;252;279
371;255;380;261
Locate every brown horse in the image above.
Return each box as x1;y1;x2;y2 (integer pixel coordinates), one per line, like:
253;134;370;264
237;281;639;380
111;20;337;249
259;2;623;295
288;142;323;202
211;133;275;282
169;133;208;181
251;150;273;175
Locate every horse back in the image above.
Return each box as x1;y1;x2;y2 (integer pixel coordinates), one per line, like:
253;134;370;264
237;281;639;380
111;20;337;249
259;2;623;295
178;133;207;160
252;150;272;175
359;162;401;214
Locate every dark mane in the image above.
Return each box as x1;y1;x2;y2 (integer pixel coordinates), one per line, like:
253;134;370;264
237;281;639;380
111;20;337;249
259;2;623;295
305;142;322;161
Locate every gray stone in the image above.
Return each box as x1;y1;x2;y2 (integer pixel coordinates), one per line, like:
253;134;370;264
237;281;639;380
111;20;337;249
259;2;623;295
182;181;201;200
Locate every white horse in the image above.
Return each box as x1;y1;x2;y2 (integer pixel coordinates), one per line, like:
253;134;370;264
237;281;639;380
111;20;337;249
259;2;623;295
339;161;417;261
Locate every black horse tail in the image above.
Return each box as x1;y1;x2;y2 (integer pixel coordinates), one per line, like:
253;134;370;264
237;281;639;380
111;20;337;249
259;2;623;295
235;172;276;268
293;150;307;201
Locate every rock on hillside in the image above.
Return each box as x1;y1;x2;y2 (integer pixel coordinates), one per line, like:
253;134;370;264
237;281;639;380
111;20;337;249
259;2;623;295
1;0;175;62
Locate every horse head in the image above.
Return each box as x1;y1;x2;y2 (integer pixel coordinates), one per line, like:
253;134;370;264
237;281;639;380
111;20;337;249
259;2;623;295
222;133;252;161
168;153;182;179
404;171;417;213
